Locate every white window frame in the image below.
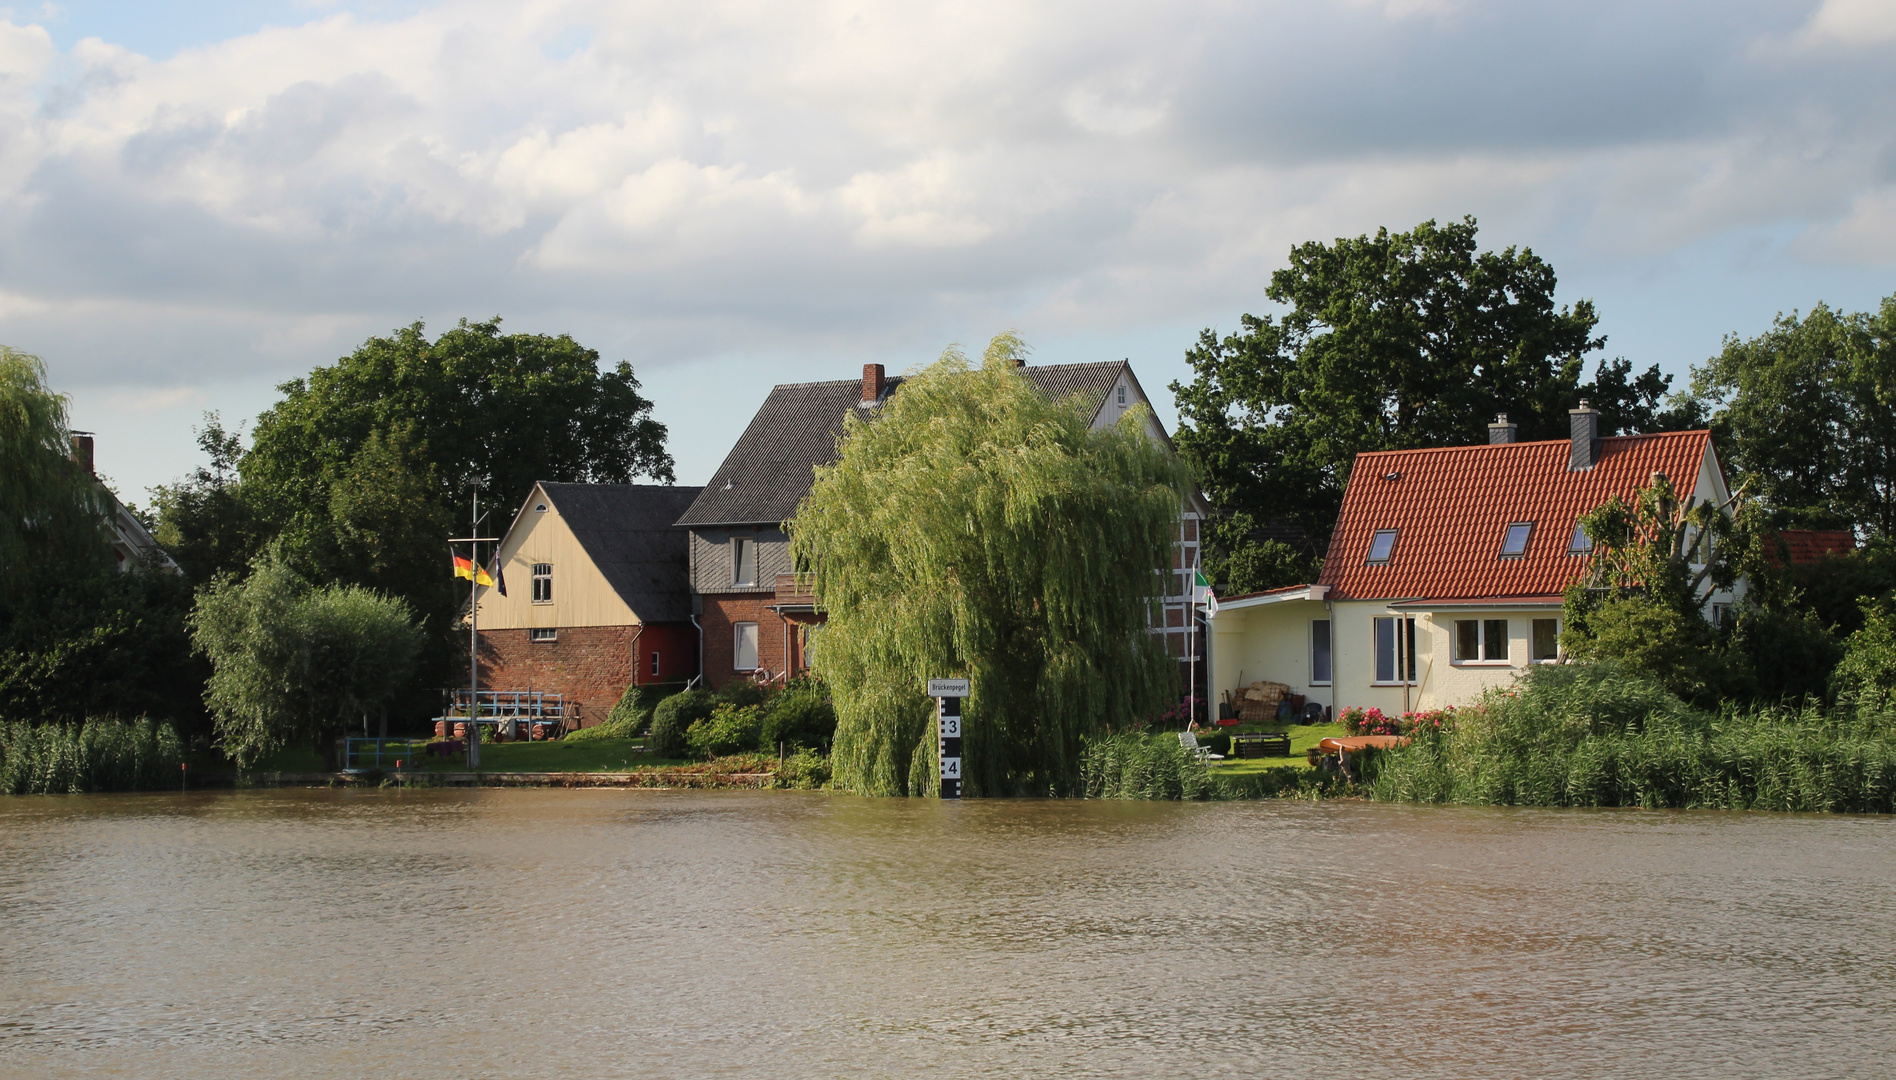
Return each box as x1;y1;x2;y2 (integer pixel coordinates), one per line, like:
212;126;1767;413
529;627;557;643
1117;384;1127;406
733;621;759;671
732;537;757;587
531;563;553;604
1452;618;1512;665
650;650;661;677
1568;521;1592;555
1371;616;1418;685
1310;619;1333;686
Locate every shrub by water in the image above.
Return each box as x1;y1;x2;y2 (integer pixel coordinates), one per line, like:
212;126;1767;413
0;718;185;794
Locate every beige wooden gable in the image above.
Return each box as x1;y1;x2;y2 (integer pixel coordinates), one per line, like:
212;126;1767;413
473;484;640;630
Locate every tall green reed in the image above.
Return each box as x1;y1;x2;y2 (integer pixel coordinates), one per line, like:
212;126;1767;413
1370;663;1896;812
0;718;185;794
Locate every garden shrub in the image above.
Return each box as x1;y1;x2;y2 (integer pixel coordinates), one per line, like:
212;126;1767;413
759;677;837;751
685;703;763;759
1369;661;1896;812
772;747;832;790
574;681;692;742
1833;598;1896;706
649;689;716;758
0;717;184;794
715;680;767;709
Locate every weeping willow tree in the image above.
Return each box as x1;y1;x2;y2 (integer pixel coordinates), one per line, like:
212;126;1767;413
792;334;1190;797
0;347;108;587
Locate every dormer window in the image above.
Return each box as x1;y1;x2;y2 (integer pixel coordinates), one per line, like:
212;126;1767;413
1568;522;1592;554
1366;529;1397;564
1500;522;1533;558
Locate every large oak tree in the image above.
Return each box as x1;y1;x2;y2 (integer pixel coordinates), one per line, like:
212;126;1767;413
1172;217;1692;593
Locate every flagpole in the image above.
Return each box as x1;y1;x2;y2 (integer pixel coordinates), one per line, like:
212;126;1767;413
468;486;481;771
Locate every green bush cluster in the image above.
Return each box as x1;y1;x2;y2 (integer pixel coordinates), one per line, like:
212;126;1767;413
567;681;691;743
772;748;832;790
1370;662;1896;812
1;718;185;794
685;703;764;758
651;678;840;761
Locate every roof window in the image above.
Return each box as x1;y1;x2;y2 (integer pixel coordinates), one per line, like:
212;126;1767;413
1500;522;1534;558
1366;529;1397;564
1568;522;1593;554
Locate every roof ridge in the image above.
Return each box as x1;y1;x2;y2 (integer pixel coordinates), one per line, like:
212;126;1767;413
1352;429;1709;460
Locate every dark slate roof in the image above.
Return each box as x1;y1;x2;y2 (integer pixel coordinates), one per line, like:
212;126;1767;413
540;483;703;622
675;362;1130;527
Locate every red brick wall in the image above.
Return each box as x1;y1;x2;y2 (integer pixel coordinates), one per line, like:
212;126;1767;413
477;622;697;727
700;593;809;689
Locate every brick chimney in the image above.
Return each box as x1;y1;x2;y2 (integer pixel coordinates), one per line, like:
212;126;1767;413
1569;400;1599;471
861;363;885;405
70;433;95;477
1488;413;1518;444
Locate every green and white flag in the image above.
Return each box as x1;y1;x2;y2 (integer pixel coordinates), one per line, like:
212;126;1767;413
1194;567;1218;616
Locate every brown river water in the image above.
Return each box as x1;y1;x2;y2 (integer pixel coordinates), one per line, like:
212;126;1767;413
2;789;1893;1079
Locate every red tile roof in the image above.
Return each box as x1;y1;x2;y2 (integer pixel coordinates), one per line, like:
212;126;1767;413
1768;530;1856;566
1317;431;1716;602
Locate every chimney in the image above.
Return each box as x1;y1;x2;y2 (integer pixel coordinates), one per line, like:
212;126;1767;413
70;433;95;477
861;363;885;406
1488;413;1518;444
1014;355;1026;368
1569;400;1599;471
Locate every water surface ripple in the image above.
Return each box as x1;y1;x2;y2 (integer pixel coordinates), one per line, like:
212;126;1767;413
1;790;1892;1078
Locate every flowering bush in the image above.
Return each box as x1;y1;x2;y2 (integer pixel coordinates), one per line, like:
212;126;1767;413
1341;706;1458;736
1158;695;1204;726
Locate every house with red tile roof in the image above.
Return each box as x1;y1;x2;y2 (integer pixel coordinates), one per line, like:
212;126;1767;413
1207;403;1740;717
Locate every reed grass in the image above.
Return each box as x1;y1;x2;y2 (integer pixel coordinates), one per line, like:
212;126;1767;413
0;717;185;794
1369;663;1896;812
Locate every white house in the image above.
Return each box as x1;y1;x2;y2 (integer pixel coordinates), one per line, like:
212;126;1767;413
1208;404;1737;717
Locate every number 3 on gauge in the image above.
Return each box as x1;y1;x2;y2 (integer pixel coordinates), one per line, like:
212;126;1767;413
940;715;961;738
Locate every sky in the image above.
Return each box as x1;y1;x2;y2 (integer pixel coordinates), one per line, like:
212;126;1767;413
2;0;1893;502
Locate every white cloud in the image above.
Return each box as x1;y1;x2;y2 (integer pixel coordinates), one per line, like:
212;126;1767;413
1;0;1894;496
1798;0;1896;46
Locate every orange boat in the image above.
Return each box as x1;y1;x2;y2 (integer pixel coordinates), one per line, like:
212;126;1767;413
1317;735;1410;752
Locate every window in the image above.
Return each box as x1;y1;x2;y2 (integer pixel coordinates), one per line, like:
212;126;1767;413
1453;619;1510;662
529;628;557;643
732;537;757;586
534;503;548;513
650;651;661;678
1568;522;1592;554
531;563;553;604
1117;384;1127;406
733;622;759;671
1367;529;1398;564
1311;620;1333;685
1531;619;1560;662
1373;616;1417;683
1500;522;1534;557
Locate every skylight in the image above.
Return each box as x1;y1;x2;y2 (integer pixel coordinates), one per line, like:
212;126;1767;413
1568;522;1593;554
1500;522;1533;557
1367;529;1397;564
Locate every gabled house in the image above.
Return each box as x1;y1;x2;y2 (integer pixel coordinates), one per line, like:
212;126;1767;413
472;482;702;726
675;360;1212;689
71;434;179;574
1208;404;1739;716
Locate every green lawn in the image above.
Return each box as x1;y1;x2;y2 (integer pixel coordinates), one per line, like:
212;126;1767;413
1209;722;1343;776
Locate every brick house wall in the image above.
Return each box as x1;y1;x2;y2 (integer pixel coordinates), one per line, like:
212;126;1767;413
700;592;803;690
478;622;697;726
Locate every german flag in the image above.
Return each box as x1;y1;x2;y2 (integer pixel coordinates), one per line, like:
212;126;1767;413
450;548;495;587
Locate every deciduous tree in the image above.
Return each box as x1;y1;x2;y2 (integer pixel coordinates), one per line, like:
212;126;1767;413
793;334;1188;797
1172;217;1692;590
